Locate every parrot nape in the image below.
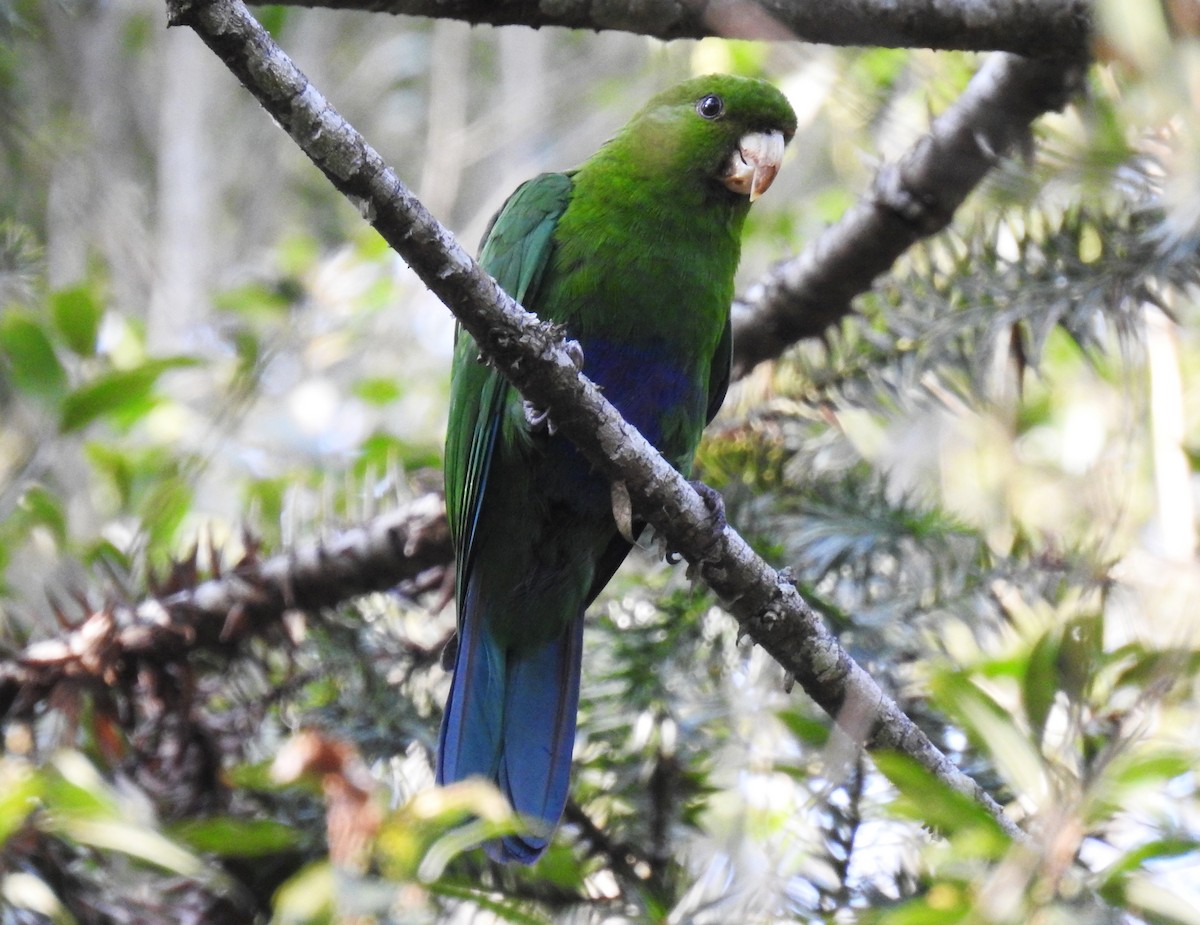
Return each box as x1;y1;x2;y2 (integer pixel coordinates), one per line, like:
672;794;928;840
438;74;797;863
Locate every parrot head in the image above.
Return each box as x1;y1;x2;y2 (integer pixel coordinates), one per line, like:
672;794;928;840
605;73;798;207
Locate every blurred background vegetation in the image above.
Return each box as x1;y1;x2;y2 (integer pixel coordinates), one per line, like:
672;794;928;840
2;0;1200;922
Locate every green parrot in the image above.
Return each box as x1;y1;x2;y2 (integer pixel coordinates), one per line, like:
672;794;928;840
439;74;796;862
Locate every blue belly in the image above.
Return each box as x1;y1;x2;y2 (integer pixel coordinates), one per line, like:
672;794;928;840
583;337;703;458
534;337;705;519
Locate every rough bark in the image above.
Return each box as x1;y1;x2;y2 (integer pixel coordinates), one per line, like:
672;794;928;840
161;0;1024;840
248;0;1093;57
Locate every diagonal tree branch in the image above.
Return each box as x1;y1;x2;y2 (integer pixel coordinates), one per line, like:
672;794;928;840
730;51;1086;377
163;0;1025;840
249;0;1093;57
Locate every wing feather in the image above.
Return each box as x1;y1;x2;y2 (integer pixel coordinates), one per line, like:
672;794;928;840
705;316;733;425
444;173;575;594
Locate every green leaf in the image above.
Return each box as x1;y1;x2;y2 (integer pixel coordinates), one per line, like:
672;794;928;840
378;781;523;882
864;888;971;925
255;4;292;38
1110;750;1195;788
352;431;440;479
55;817;210;878
14;484;68;545
0;311;67;401
243;476;288;545
214;281;294;319
931;670;1047;801
1023;628;1060;745
430;881;550;925
0;761;42;845
1101;870;1200;925
271;861;335;925
1058;613;1102;702
1100;837;1199;885
60;357;195;432
41;756;119;819
776;707;832;748
873;750;1010;855
851;47;910;91
50;284;103;356
353;226;391;260
82;537;132;573
1111;645;1200;693
42;754;213;881
525;842;586;892
120;11;154;53
225;759;308;794
275;232;319;276
1088;747;1198;823
353;377;402;406
231;328;263;381
169;817;301;857
139;474;193;555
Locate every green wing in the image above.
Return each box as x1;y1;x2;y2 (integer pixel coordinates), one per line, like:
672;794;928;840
444;173;574;582
705;316;733;425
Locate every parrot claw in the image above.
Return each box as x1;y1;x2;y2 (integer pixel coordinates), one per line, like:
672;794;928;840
684;480;727;578
523;340;584;435
689;479;727;539
563;338;584;371
523;400;558;435
663;480;727;575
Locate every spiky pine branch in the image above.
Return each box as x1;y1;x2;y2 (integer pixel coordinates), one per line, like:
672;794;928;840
0;494;450;723
707;197;1188;659
783;201;1200;411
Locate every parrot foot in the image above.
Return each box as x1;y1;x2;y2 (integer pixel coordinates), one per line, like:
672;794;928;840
690;479;727;539
562;338;585;370
689;480;727;575
523;400;558;435
664;480;727;570
522;339;584;435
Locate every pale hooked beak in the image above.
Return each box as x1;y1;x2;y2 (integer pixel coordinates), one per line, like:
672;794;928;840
721;130;786;202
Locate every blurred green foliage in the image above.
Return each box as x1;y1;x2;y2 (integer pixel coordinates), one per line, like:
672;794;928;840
1;1;1200;923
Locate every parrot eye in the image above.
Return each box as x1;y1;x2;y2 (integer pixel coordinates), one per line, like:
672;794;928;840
696;94;725;120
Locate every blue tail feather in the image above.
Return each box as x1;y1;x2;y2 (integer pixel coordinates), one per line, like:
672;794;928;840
438;585;584;864
437;584;505;787
491;612;584;862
